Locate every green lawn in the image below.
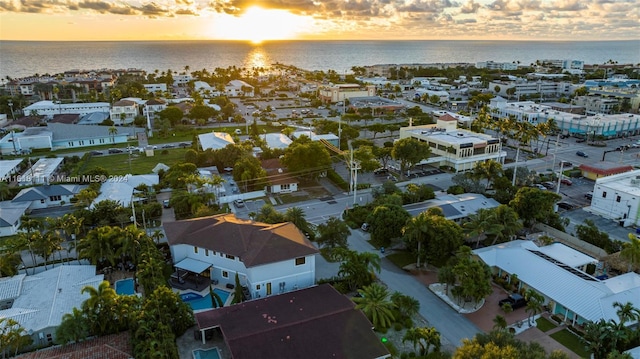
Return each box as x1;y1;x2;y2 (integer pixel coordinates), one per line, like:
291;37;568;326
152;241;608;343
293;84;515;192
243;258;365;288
386;251;417;269
550;329;589;358
535;317;557;332
80;148;189;175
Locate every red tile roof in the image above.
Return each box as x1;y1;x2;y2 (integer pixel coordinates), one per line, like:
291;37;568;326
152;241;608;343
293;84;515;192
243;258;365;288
195;284;390;359
16;332;132;359
439;114;458;122
164;214;318;267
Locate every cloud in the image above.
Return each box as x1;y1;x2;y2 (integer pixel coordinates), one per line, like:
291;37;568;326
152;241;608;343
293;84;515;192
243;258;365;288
0;0;198;17
460;0;480;13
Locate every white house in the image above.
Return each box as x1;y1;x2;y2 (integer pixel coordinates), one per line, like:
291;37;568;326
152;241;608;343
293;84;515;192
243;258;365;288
225;80;254;97
264;133;292;149
198;132;235;151
164;214;318;299
17;158;64;186
91;174;159;208
0;201;30;237
109;99;138;125
11;184;84;210
0;159;23;181
261;159;298;194
142;98;167;119
22;101;110;118
143;83;168;94
475;240;640;327
0;265;103;346
589;169;640;227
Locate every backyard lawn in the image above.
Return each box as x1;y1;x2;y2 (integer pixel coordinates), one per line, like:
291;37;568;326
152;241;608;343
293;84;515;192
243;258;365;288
550;329;589;358
80;148;189;175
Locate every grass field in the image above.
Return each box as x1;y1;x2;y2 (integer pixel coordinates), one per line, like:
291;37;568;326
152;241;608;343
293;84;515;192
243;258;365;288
386;251;417;269
80;148;189;175
535;317;557;332
550;329;589;358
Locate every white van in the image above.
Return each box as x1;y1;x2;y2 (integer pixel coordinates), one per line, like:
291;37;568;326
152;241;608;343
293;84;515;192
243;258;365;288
235;129;242;135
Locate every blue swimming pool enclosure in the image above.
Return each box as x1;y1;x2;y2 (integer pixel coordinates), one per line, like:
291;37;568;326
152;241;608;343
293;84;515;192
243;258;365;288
115;278;135;295
180;289;231;310
193;347;221;359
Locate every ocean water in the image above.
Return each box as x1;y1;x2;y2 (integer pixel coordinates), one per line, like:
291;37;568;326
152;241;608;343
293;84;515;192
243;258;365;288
1;40;638;79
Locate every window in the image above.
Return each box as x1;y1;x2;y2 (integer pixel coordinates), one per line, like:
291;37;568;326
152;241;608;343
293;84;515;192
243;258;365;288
194;247;198;254
295;257;306;266
222;271;228;278
205;249;209;256
281;184;290;191
225;254;235;260
256;284;261;290
602;192;607;198
616;196;621;203
49;195;61;201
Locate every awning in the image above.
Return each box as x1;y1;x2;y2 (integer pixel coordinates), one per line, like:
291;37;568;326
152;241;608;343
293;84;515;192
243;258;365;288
175;258;212;274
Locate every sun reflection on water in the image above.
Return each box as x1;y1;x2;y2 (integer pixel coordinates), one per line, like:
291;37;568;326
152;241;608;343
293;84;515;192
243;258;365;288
243;46;272;71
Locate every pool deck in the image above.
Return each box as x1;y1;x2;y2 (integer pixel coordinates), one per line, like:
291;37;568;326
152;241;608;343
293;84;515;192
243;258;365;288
177;325;231;359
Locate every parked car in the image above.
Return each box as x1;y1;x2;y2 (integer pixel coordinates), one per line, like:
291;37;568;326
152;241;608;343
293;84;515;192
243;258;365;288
161;144;174;149
373;168;389;175
560;161;573;167
235;129;242;135
162;199;170;208
234;199;245;207
560;178;573;186
533;184;547;190
361;223;370;232
108;148;123;154
90;150;103;156
542;181;555;189
576;151;588;158
498;294;527;309
585;191;593;200
178;142;191;148
557;202;575;210
576;138;586;143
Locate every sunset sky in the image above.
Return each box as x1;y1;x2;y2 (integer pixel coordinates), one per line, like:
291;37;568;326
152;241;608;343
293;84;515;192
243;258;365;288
0;0;638;42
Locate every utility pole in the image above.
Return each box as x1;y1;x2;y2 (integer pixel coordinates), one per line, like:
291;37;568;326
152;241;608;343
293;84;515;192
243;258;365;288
348;141;360;206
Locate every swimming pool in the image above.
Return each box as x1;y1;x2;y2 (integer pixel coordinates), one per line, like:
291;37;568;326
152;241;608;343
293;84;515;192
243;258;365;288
180;288;231;310
193;347;221;359
115;278;135;295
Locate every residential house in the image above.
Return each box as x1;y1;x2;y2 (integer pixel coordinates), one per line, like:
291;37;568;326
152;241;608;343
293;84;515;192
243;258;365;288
142;98;167;119
143;83;168;95
109;100;138;125
398;116;506;172
12;184;84;210
22;101;110;118
0;159;24;181
0;265;103;347
225;80;254;97
589;169;640;227
193;284;390;359
15;332;133;359
261;159;298;194
198;132;235;151
475;240;640;327
91;174;159;209
263;133;292;150
164;214;318;299
17;158;64;186
0;201;30;237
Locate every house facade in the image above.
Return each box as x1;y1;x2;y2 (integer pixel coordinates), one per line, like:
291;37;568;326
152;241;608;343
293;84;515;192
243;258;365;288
22;101;110;118
142;98;167;119
0;201;30;237
164;214;318;299
225;80;254;97
109;100;138;125
261;159;298;194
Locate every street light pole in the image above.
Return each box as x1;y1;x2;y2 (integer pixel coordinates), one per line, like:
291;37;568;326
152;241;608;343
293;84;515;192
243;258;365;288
8;100;15;121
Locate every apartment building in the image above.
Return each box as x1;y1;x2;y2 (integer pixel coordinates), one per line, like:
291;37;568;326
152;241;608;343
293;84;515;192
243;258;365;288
318;84;376;103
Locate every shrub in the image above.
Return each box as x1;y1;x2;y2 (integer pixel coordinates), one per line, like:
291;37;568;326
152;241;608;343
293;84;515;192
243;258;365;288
376;327;388;334
404;318;413;328
394;322;403;331
400;353;409;359
447;185;465;195
326;169;349;191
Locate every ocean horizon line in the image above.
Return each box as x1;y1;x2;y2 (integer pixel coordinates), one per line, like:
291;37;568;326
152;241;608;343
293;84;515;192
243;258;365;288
2;39;639;43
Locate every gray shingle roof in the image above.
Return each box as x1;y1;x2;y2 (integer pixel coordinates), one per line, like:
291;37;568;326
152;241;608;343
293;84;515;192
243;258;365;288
0;201;30;227
12;184;81;202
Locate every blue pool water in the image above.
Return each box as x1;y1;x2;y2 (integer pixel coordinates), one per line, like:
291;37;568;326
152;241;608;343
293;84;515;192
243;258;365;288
181;289;231;310
193;348;221;359
115;278;135;295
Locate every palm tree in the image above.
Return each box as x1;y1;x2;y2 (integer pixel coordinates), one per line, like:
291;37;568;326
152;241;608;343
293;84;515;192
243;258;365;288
491;205;523;245
524;289;545;325
335;249;381;291
108;125;117;143
390;292;420;319
493;314;508;331
77;226;120;268
81;280;117;335
150;229;164;244
60;214;84;263
463;208;501;248
402;213;429;268
509;119;538;186
402;327;441;355
621;234;640;272
284;207;313;236
353;283;395;329
55;307;89;344
612;301;640;326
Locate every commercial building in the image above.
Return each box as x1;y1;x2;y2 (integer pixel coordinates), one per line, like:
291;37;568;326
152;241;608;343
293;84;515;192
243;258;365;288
399;116;506;172
22;101;110;118
318;84;376;103
589;169;640;227
489;80;576;99
489;98;640;138
476;61;519;70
